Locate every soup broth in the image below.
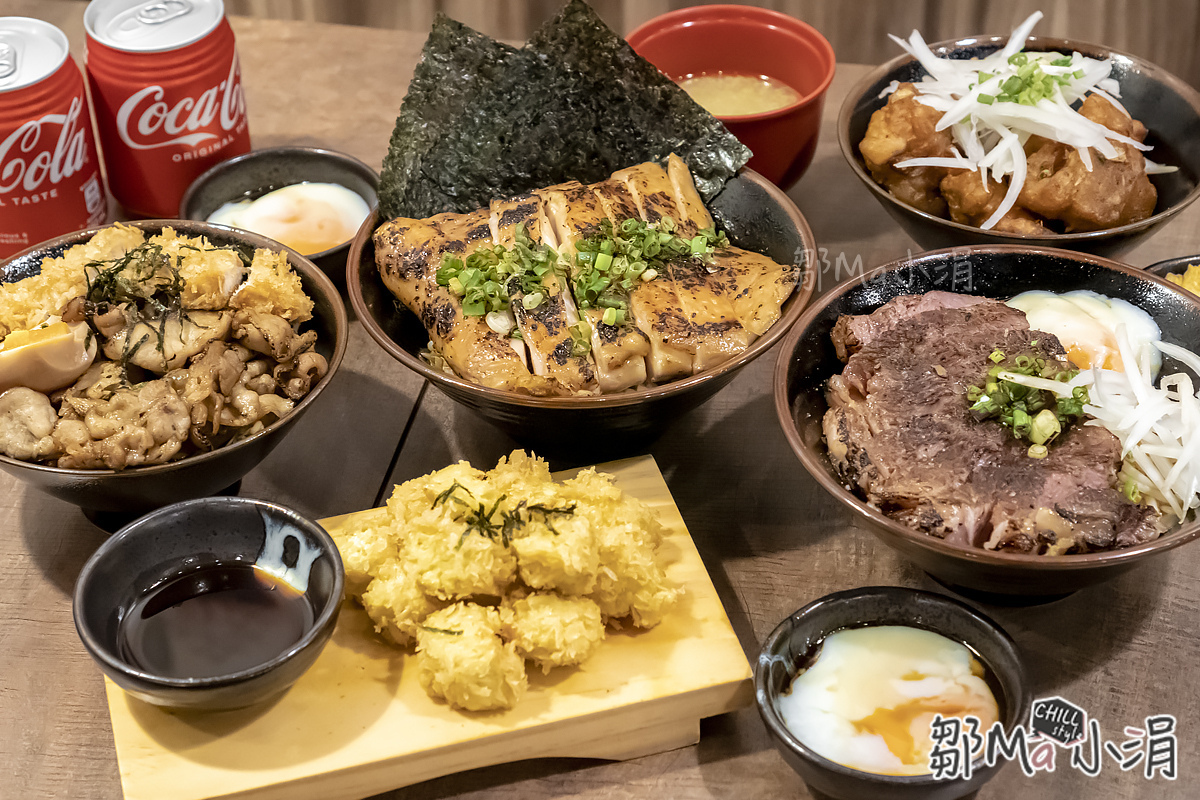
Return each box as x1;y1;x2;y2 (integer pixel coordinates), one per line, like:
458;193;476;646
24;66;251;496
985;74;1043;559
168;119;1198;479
678;72;802;117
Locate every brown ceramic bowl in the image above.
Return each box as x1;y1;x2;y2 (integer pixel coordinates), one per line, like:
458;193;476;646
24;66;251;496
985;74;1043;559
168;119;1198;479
839;36;1200;258
774;245;1200;598
0;220;348;515
349;169;816;451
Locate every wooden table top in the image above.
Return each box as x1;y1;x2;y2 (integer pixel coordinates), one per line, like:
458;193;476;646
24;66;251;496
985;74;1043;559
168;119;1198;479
3;3;1199;799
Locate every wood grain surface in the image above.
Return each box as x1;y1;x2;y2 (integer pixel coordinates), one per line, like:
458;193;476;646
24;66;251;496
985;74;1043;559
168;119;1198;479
2;3;1200;800
104;457;751;800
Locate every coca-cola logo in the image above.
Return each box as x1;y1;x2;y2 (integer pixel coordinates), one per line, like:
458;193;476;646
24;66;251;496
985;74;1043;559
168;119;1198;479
0;94;90;194
115;51;246;151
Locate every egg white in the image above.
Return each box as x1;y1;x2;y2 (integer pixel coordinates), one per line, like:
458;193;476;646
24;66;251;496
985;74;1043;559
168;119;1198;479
1006;290;1162;374
208;182;370;255
777;626;998;776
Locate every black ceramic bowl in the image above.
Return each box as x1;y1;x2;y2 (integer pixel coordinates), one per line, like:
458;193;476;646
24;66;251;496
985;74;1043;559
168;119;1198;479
179;146;379;286
0;220;348;515
756;586;1030;800
347;169;816;449
73;497;344;710
1149;253;1200;300
838;36;1200;258
775;245;1200;597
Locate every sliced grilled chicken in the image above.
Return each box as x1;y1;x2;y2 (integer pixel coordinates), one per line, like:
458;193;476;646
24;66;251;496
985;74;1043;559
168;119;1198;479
489;194;597;393
375;158;796;394
667;153;715;231
374;210;556;394
709;246;800;337
611;164;752;372
538;181;651;392
612;160;697;236
662;153;798;338
590;179;696;382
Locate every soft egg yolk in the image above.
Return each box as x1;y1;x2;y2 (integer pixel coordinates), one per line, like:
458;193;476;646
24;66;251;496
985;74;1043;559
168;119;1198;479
207;182;370;256
244;194;359;255
0;321;97;393
1064;337;1123;371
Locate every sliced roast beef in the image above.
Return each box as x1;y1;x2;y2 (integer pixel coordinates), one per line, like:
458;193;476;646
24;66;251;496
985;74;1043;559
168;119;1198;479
831;291;991;361
823;294;1160;554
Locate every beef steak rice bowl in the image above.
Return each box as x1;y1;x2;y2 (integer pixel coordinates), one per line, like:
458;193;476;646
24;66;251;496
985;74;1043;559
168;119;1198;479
775;246;1200;596
825;291;1157;555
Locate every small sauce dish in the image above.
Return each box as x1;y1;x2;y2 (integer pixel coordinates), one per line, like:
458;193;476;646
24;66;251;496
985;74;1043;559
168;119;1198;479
73;497;344;711
755;586;1030;800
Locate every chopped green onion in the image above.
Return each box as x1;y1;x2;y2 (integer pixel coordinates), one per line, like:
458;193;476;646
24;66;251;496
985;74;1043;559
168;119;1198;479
570;216;727;320
967;345;1087;453
1029;408;1061;445
568;320;591;356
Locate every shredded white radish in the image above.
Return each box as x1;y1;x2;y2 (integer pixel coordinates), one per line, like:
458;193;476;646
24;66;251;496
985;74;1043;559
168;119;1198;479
996;369;1091;398
888;11;1176;229
1082;329;1200;521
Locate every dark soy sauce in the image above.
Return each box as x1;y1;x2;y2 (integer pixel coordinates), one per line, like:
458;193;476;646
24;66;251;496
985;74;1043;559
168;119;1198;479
118;561;314;679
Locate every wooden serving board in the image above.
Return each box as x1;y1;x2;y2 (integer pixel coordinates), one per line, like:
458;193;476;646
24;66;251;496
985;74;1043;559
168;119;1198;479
104;455;754;800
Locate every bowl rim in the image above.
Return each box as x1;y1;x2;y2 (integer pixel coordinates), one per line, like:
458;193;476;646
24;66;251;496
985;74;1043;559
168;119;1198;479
772;243;1200;570
836;33;1200;243
1148;254;1200;302
0;219;349;479
348;167;817;409
71;496;345;689
754;585;1030;785
625;4;837;122
178;144;381;259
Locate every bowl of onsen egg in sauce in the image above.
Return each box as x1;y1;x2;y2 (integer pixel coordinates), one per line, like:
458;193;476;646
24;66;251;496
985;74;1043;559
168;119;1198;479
180;146;378;287
755;587;1030;800
626;5;836;189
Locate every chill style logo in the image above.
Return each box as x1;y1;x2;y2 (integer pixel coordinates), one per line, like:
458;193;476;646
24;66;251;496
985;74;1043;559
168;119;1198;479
928;696;1178;781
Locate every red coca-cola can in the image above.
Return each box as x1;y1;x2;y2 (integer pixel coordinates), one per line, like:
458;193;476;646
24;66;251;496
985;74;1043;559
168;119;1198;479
84;0;251;218
0;18;108;259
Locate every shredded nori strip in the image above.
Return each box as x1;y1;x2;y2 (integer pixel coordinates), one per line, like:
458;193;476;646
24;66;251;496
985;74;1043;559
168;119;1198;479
378;0;750;221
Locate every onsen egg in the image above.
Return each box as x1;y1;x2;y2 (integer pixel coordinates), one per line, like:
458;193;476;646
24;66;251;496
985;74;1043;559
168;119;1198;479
0;321;97;394
777;626;999;776
207;182;370;256
1006;290;1162;374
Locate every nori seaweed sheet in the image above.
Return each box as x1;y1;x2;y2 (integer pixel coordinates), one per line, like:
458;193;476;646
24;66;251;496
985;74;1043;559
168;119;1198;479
378;0;751;221
377;17;519;222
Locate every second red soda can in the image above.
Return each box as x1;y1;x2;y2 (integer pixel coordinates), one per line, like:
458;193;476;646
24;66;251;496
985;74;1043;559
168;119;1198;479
84;0;251;218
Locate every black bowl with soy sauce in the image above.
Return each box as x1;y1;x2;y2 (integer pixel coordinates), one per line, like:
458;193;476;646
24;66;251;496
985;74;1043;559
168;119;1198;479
755;586;1031;800
73;497;344;711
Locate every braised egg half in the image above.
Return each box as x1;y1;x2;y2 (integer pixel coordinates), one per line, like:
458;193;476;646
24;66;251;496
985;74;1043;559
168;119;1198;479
1006;290;1162;374
0;321;97;394
778;626;999;776
208;182;370;256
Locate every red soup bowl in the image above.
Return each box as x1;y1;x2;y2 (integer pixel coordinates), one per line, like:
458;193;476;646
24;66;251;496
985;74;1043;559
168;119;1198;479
627;5;835;190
